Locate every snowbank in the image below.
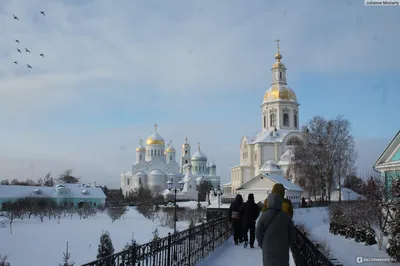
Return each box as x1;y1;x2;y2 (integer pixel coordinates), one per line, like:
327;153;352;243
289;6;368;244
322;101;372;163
293;207;399;266
0;207;188;266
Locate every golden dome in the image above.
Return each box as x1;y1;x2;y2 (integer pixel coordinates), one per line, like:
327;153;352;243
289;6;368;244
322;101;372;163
165;141;176;153
182;135;190;149
275;52;282;61
146;124;165;145
272;61;286;69
263;84;297;102
136;139;146;152
146;138;165;145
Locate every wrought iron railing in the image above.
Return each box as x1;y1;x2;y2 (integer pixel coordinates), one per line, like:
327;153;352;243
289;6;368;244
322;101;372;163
291;226;342;266
81;215;231;266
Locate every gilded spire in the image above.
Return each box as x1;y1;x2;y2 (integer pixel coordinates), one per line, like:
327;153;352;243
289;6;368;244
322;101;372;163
274;39;282;62
198;142;201;151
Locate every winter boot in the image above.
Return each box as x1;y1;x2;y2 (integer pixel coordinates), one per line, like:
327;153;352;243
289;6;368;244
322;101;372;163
250;244;254;248
243;241;248;248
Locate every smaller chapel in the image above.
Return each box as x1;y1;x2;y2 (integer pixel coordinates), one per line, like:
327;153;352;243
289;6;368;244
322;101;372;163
120;125;220;200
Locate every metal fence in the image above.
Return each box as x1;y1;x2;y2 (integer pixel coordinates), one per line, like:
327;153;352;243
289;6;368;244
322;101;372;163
81;216;231;266
291;226;342;266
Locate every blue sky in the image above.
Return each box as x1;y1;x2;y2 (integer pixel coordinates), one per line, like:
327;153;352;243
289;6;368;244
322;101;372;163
0;0;399;188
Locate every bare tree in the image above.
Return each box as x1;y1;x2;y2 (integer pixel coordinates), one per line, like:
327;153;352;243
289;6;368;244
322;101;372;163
360;173;397;250
0;179;10;185
0;254;11;266
58;169;80;184
3;200;23;234
292;115;356;202
44;173;54;187
107;206;127;223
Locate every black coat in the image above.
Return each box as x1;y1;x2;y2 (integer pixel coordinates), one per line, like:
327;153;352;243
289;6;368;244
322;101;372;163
229;195;243;221
240;199;260;225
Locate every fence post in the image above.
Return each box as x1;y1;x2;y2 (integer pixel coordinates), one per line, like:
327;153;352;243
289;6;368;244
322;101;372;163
201;222;205;259
131;243;137;265
212;219;215;250
188;226;191;266
167;233;171;266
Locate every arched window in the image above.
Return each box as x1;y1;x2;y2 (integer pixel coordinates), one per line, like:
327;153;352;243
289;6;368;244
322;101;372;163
139;178;142;185
280;72;282;80
283;113;289;126
151;150;153;156
170;155;172;161
294;114;298;128
185;159;188;164
263;116;266;128
127;178;129;185
139;155;142;160
270;114;276;127
287;137;302;145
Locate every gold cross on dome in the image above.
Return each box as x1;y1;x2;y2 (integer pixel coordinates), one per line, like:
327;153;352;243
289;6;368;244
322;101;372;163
275;39;280;52
154;124;158;132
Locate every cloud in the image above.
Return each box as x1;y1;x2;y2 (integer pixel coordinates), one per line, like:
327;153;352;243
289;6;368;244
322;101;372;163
0;0;398;187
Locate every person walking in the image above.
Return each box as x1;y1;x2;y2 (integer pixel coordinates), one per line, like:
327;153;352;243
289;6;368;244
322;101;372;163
228;194;244;245
261;183;293;219
240;193;260;248
256;193;295;266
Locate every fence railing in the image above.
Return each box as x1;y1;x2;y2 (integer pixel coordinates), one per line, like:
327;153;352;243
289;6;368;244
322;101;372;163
291;226;342;266
81;215;231;266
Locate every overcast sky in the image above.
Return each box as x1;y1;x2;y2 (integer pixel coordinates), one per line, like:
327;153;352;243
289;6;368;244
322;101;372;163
0;0;398;188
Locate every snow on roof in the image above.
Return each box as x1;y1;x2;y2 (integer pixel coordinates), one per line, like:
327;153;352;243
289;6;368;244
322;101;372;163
260;160;281;173
330;188;366;201
245;129;303;144
263;173;303;192
0;184;106;199
223;182;232;186
149;169;165;175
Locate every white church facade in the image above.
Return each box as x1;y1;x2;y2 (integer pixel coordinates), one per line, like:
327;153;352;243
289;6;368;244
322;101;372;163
224;40;305;197
120;125;220;200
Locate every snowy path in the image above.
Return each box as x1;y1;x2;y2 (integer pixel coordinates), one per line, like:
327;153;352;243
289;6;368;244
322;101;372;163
312;225;400;266
198;237;296;266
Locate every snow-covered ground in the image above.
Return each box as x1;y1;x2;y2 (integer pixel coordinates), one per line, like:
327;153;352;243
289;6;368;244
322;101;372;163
197;238;296;266
0;207;189;266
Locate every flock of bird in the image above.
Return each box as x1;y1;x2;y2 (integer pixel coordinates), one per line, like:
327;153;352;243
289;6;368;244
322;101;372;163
12;11;46;69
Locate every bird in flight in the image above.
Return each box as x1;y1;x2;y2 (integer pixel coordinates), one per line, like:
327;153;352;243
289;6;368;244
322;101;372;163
13;14;19;20
25;48;31;53
14;61;18;65
40;11;45;16
40;53;44;57
27;64;32;69
16;48;22;53
15;39;20;44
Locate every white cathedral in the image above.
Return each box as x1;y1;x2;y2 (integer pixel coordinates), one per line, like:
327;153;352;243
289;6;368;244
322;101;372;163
224;41;305;195
120;125;221;200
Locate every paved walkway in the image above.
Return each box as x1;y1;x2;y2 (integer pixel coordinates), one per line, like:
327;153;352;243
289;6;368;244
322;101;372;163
198;237;296;266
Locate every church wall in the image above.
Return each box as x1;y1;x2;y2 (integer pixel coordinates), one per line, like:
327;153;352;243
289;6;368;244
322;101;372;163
261;145;275;162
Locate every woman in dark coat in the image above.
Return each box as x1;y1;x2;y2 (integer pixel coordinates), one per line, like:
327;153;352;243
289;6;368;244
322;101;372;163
229;194;244;245
256;193;295;266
